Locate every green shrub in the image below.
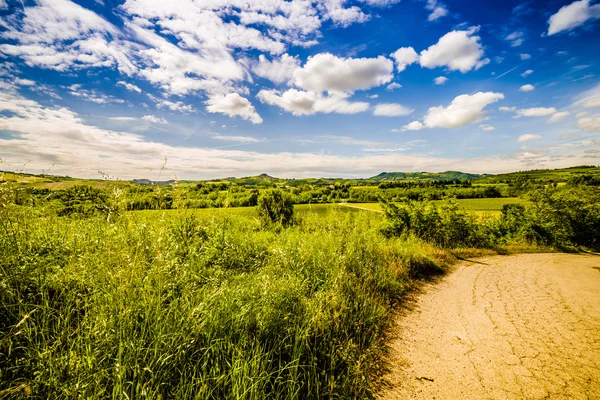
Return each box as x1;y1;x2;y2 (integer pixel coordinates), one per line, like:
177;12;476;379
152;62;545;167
380;198;490;248
257;189;295;227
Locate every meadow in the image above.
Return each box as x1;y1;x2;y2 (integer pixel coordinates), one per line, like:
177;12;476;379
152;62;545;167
1;167;599;399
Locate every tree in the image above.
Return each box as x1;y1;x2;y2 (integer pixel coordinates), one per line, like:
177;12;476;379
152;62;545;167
257;189;294;227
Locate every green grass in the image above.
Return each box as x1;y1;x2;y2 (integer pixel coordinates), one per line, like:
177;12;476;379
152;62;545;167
343;197;529;215
0;201;445;399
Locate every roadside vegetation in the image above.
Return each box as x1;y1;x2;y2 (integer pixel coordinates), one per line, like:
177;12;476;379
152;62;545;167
0;166;599;398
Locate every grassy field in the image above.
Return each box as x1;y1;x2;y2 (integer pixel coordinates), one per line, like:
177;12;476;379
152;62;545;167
343;197;529;215
1;199;447;399
2;169;599;399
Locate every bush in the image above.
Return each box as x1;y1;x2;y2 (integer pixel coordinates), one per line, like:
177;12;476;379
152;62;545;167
257;189;295;227
379;198;490;248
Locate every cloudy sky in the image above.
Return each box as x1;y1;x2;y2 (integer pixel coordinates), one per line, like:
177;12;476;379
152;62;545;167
0;0;599;179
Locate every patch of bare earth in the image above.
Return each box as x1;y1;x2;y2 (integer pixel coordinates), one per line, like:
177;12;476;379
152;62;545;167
378;253;600;399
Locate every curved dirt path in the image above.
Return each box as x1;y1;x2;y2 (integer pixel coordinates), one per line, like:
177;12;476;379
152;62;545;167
378;253;600;400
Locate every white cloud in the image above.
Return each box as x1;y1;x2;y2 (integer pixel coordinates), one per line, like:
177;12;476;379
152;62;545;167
211;134;260;143
419;92;504;129
142;115;168;124
434;76;448;85
368;94;379;99
426;0;449;21
0;0;137;75
547;0;600;35
505;31;524;47
520;69;534;78
548;111;570;123
148;94;195;113
479;124;495;131
117;81;142;93
500;106;516;112
252;54;300;84
293;53;393;93
257;89;370;116
419;27;490;73
519;84;535;92
573;83;600;108
322;0;370;27
516;107;557;117
517;134;542;142
109;117;138;121
373;103;414;116
390;47;419;72
15;78;36;86
578;117;600;132
206;93;263;124
67;85;125;104
0;0;8;9
520;53;531;60
386;82;402;90
577;111;590;117
1;91;596;179
403;121;425;131
582;98;600;108
358;0;401;5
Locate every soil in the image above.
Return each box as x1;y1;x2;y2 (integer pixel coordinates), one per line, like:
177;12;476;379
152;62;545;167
378;253;600;399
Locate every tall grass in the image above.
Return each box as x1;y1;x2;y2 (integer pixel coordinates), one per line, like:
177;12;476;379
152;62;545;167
0;192;449;399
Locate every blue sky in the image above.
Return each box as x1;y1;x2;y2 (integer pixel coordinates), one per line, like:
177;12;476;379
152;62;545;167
0;0;599;179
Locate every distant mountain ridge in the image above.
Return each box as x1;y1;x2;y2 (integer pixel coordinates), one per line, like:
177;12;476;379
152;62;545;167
370;171;490;181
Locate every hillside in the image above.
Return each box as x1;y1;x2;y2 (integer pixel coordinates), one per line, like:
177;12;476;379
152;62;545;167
370;171;489;181
473;165;600;184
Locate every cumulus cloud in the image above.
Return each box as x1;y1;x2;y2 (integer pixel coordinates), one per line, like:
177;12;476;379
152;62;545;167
1;91;595;179
548;111;570;123
479;124;495;131
390;47;419;72
403;121;425;131
322;0;370;27
419;27;490;73
252;54;300;84
117;81;142;93
417;92;504;129
520;84;535;92
434;76;448;85
520;53;531;60
547;0;600;35
386;82;402;90
373;103;414;116
142;115;168;124
206;94;263;124
425;0;449;21
517;134;542;142
257;89;369;116
578;117;600;132
0;0;137;74
293;53;393;94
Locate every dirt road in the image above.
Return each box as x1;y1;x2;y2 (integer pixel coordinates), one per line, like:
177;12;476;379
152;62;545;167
379;253;600;399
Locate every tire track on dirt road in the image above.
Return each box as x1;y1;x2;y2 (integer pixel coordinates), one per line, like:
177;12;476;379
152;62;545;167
378;253;600;399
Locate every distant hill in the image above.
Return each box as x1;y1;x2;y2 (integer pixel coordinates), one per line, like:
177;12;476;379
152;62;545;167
370;171;489;181
474;165;600;184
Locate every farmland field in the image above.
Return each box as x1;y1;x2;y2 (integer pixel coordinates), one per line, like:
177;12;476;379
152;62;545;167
343;197;530;215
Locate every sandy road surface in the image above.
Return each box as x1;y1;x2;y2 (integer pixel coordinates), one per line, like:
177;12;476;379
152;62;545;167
379;253;600;399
